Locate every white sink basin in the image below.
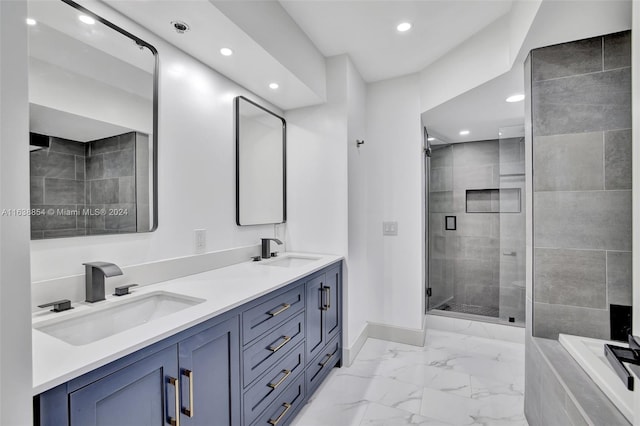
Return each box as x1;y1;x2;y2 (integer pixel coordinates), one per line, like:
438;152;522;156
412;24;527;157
260;254;321;268
34;291;204;346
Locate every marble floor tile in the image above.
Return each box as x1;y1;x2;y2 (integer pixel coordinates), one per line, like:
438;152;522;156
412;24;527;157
360;403;455;426
292;330;526;426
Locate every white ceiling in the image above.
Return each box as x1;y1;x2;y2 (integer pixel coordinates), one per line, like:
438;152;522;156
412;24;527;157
421;64;524;144
30;104;134;142
103;0;324;110
280;0;513;82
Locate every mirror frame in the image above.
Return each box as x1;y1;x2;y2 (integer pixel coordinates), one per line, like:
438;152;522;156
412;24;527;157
51;0;160;233
235;95;287;226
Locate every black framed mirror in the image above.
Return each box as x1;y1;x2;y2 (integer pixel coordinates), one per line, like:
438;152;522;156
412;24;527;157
27;0;158;239
235;96;286;226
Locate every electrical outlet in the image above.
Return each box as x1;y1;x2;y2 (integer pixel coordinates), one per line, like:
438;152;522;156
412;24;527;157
194;229;206;253
383;221;398;236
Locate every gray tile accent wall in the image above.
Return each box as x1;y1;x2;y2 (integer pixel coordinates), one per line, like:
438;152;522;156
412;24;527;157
30;137;87;239
525;336;630;425
531;31;632;340
86;133;137;234
29;132;140;239
534;248;606;309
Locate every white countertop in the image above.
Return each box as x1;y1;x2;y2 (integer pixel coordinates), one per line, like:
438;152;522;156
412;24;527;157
32;252;342;395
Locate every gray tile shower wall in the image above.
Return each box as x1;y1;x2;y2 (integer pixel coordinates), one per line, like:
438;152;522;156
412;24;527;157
86;133;137;234
29;132;139;239
531;31;632;340
429;139;525;320
30;137;87;239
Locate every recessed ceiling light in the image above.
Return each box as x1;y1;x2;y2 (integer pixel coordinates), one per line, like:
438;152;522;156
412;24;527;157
397;22;412;32
26;18;37;26
78;15;96;25
220;47;233;56
459;130;470;136
506;94;525;103
171;20;190;34
427;137;435;141
269;83;279;90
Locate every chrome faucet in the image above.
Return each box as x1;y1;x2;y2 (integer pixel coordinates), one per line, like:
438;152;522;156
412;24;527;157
261;238;283;259
83;262;123;303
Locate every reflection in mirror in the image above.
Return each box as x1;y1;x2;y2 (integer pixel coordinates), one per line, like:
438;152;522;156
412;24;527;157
235;96;286;226
27;0;157;239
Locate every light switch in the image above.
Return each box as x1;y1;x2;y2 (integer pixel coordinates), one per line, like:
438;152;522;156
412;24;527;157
383;221;398;236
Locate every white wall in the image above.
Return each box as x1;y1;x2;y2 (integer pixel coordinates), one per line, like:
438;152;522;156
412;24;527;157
284;56;349;257
30;2;280;282
366;73;424;330
285;55;370;351
0;1;33;424
345;58;368;349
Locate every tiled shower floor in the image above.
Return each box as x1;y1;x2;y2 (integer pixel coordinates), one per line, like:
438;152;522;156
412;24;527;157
291;330;526;426
434;303;499;318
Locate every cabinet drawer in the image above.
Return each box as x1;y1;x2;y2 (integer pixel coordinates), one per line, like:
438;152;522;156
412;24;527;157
244;311;305;387
243;341;304;425
251;373;305;426
306;334;341;398
243;284;304;346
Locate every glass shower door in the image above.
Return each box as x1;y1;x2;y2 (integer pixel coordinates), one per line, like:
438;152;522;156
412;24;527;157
498;125;526;324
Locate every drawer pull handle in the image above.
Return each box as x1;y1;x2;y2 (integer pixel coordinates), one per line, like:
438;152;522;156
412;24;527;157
268;369;291;389
181;369;194;417
268;402;292;425
319;352;335;367
269;303;291;317
269;336;291;352
168;376;180;426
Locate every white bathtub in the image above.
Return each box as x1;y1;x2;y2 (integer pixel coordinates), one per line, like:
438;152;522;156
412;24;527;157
559;334;634;423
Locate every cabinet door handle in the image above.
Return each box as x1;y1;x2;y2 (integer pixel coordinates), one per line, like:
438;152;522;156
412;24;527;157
320;287;327;311
269;335;291;352
269;303;291;317
181;369;194;417
268;402;292;425
325;286;331;309
167;376;180;426
319;352;335;367
268;369;291;389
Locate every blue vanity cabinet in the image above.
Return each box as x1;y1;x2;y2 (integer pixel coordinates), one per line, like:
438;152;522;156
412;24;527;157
68;345;179;426
305;264;341;363
35;260;343;426
178;315;240;425
36;314;241;426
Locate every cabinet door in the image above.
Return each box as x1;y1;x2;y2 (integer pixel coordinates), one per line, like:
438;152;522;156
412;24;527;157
69;345;179;426
305;274;325;361
178;316;240;426
324;265;341;344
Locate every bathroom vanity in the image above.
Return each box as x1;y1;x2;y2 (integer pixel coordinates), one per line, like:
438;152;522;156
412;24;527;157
33;254;342;426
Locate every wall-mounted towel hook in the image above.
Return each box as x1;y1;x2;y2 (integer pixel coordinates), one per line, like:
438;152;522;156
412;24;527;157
356;139;365;147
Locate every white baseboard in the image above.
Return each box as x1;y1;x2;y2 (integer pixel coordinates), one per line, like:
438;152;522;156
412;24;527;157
343;324;369;366
425;314;525;343
367;318;427;347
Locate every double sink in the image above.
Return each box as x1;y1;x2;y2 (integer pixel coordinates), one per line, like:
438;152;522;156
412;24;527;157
33;254;321;346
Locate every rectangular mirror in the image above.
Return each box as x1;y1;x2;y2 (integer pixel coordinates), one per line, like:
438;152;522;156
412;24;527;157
27;0;158;239
235;96;286;226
